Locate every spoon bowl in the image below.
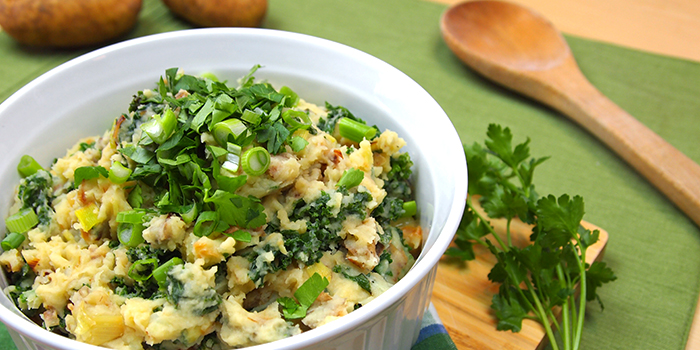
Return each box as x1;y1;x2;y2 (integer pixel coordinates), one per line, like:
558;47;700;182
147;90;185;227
443;0;568;71
441;0;700;229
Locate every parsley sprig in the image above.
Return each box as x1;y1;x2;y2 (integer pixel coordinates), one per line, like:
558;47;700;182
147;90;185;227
447;124;616;350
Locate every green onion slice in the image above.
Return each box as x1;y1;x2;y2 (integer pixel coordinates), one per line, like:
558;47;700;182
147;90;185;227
153;257;184;288
5;208;39;233
108;162;132;184
117;222;145;247
160;109;178;140
338;117;377;143
241;109;263;126
116;210;145;224
221;144;242;174
194;211;219;237
17;155;43;178
337;168;364;189
282;110;312;131
141;109;177;145
212;119;247;147
279;86;300;107
140;109;177;144
2;232;25;251
241;147;271;176
180;203;199;224
128;258;158;281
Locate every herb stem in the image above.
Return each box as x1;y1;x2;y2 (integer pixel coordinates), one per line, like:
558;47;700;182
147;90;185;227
572;239;588;349
556;264;572;350
506;218;512;247
524;279;560;350
466;197;508;252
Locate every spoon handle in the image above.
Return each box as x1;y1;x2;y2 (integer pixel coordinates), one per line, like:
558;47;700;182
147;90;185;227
542;58;700;227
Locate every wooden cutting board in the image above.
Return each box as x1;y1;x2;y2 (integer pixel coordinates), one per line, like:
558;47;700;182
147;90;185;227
431;205;609;350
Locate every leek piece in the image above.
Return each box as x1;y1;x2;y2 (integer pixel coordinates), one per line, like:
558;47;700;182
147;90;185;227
75;203;101;231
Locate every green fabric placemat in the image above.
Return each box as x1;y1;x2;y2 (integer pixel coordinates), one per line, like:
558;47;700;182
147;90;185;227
2;0;700;349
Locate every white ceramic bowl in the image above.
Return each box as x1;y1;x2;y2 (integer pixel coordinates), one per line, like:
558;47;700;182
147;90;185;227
0;28;467;350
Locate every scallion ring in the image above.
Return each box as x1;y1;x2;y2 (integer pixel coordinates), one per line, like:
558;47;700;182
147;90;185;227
153;257;183;288
17;155;43;178
180;203;199;225
282;110;312;131
241;147;271;176
194;211;219;237
241;109;263;126
5;208;39;233
108;162;132;184
128;258;158;282
117;222;145;247
279;86;300;107
338;117;377;143
1;232;25;251
212;119;247;147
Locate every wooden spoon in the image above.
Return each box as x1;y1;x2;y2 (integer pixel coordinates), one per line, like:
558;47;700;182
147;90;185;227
441;2;700;349
440;0;700;229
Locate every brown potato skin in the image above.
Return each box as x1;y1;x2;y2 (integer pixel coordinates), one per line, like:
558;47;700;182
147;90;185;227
0;0;142;48
162;0;267;28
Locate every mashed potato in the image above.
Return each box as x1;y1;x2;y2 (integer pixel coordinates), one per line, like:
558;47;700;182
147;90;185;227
0;68;421;349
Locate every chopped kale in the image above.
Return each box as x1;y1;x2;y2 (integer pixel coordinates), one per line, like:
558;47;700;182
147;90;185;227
7;262;36;308
317;103;362;134
111;246;182;299
17;169;54;226
247;190;373;286
333;265;372;293
373;153;414;227
373;250;394;278
247;242;291;287
111;276;161;300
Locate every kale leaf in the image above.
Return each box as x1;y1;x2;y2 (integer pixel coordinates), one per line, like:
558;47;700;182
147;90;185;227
17;169;54;226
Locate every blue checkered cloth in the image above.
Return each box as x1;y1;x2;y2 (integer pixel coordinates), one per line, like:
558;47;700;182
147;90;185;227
412;303;458;350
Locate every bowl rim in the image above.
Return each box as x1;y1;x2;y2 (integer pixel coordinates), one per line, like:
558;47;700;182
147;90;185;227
0;27;468;350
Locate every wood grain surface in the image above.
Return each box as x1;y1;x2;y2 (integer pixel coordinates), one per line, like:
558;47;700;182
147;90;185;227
432;204;609;350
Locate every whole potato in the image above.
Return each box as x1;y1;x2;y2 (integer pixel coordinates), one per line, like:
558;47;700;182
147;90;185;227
162;0;267;28
0;0;142;48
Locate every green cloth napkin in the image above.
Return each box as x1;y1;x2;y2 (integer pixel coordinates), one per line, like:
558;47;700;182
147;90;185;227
2;0;700;349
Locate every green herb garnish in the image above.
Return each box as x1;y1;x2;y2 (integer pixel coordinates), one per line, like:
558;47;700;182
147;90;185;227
447;124;616;350
277;272;329;319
